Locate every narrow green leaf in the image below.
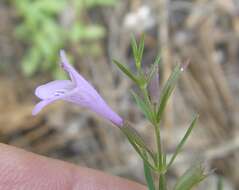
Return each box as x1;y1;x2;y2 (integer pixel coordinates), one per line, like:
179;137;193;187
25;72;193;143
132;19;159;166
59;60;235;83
137;34;145;67
131;91;154;123
156;64;182;122
167;115;198;169
131;34;144;70
113;60;138;84
131;35;138;65
173;162;207;190
121;122;156;169
153;54;161;66
122;130;156;170
146;55;161;84
122;122;154;157
144;161;156;190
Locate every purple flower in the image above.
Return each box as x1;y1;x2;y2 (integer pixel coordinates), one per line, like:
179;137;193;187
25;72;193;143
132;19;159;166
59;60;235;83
32;50;123;127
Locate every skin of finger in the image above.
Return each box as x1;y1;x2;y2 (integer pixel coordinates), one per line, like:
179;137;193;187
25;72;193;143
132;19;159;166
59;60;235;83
0;143;146;190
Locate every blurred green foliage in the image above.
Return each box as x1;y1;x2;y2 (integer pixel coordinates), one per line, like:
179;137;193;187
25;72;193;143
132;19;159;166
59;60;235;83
12;0;115;78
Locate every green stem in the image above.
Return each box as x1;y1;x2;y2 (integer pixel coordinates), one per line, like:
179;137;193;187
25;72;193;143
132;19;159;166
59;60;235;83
154;123;167;190
141;86;151;106
155;125;162;169
140;85;167;190
141;87;162;169
159;173;167;190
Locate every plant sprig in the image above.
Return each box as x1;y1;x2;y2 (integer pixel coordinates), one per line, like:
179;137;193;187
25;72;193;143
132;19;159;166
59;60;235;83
114;34;208;190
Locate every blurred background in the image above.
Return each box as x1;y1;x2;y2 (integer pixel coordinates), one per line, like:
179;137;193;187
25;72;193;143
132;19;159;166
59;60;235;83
0;0;239;189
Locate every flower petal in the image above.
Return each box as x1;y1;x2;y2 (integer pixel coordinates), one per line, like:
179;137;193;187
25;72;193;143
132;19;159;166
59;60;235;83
64;89;124;126
59;50;76;73
90;101;124;126
35;80;74;100
33;87;78;116
59;50;90;86
32;99;56;115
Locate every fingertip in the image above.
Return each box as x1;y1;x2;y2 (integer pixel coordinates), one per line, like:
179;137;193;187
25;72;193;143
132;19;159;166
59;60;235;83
0;144;146;190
